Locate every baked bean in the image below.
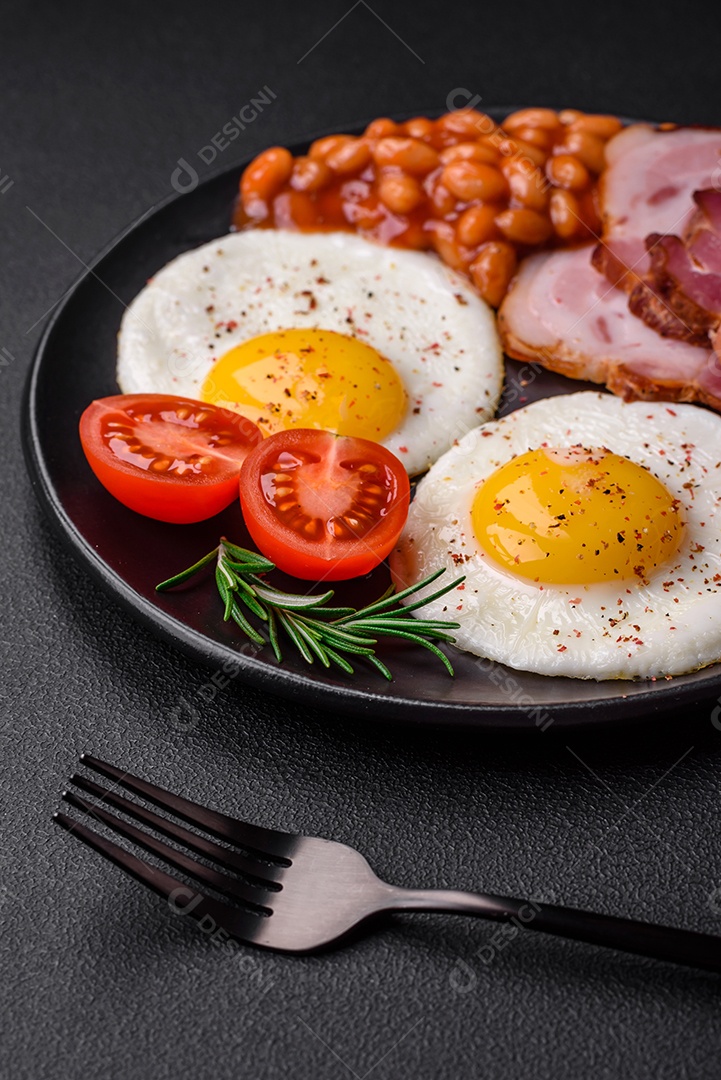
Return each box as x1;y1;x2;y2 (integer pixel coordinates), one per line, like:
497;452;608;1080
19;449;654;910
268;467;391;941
241;146;293;207
577;186;602;234
325;138;372;174
558;108;584;125
398;221;427;249
437;109;493;137
557;131;607;174
378;173;424;214
440;141;500;165
441;161;507;202
511;125;554;152
273;190;318;228
456;204;498;247
478;132;503;152
517;137;550;166
343;197;383;231
430;182;456;216
495;207;552;245
290;156;332;193
549;189;582;240
497;136;547;167
504;159;549;211
372;137;440;174
545;153;590;191
568;114;623;139
503;107;561;133
428;221;469;271
309;135;350;161
470;242;517;307
365;118;400;139
403;116;434;140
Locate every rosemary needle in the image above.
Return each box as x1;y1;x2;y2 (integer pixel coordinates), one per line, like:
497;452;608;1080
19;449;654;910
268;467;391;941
157;537;464;680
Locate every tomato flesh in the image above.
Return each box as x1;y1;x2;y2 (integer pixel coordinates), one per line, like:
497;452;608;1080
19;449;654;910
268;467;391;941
239;429;410;580
79;394;263;523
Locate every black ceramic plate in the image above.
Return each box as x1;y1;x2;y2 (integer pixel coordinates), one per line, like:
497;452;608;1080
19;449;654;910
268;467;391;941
22;114;721;730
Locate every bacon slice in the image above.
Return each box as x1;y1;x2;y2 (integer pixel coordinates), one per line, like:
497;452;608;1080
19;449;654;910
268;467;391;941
591;125;721;291
498;245;721;408
641;189;721;336
627;274;709;345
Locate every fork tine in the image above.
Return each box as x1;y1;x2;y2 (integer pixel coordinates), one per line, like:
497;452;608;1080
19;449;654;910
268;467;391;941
54;811;243;931
70;774;283;888
80;755;294;862
63;791;273;915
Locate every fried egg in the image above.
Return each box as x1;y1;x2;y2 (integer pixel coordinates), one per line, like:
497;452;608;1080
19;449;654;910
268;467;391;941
390;392;721;680
117;230;503;476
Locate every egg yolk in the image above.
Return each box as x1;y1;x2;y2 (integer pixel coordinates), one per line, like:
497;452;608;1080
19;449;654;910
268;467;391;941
472;445;684;584
200;328;407;440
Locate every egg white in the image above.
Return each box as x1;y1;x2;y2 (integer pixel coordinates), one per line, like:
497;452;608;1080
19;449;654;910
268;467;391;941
390;392;721;680
116;229;504;476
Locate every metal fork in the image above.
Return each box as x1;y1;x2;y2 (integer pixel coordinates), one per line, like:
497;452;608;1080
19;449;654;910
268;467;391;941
55;755;721;972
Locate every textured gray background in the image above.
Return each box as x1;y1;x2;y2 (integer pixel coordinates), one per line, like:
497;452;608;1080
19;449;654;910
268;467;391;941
2;1;721;1077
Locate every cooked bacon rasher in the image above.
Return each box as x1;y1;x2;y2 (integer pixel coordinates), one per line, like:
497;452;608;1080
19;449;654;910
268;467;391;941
500;122;721;410
637;189;721;351
591;125;721;292
498;245;721;408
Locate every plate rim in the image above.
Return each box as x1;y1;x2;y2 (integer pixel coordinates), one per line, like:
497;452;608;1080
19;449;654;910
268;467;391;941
21;111;721;731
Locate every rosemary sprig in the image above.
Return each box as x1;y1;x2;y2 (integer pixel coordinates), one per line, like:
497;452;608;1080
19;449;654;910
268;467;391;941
156;537;464;680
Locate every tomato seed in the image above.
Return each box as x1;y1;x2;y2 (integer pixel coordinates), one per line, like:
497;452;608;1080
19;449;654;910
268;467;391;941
303;519;323;539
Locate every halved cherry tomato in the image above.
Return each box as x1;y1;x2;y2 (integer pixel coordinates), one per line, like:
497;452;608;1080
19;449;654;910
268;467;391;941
79;394;263;523
239;429;410;580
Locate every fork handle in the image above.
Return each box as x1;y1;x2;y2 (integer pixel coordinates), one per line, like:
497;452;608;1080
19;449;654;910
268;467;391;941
387;889;721;974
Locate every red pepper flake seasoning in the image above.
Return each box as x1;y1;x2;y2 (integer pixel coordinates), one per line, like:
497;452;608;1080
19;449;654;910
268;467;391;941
557;644;567;652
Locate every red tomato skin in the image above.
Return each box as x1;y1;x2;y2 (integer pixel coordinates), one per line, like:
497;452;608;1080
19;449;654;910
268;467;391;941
79;394;262;524
239;429;410;581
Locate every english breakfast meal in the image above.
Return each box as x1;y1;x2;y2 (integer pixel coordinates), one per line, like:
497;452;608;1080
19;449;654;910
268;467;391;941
78;107;721;682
